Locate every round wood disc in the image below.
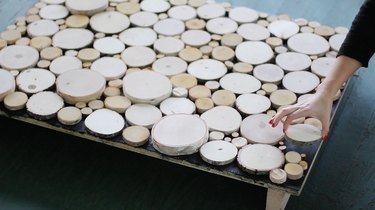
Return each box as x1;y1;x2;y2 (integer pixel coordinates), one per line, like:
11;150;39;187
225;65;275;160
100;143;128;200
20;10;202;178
0;45;39;70
104;95;131;113
185;18;206;30
285;151;301;164
154;37;185;55
26;91;64;120
16;68;56;94
284;163;303;180
93;37;125;55
56;69;106;104
50;56;82;75
235;41;273;65
286;124;321;144
125;104;162;129
170;73;197;89
178;47;202;62
200;106;242;134
77;48;100;62
329;33;346;51
42;0;66;4
221;33;243;48
172;87;188;98
238;144;285;175
275;52;312;72
30;36;52;50
103;87;121;97
211;89;236;107
195;97;214;113
57;106;82;125
266;37;283;48
39;5;68;20
269;168;287;184
0;69;15;102
129;11;158;27
116;2;140;15
91;57;127;80
123;70;172;105
219;73;261;94
187;59;227;81
27;19;59;37
304;117;323;130
90;11;130;34
121;46;156;67
335;26;349;34
119;27;157;46
188;85;211;101
140;0;170;13
15;37;30;46
237;23;270;41
268;20;299;39
211;46;235;61
200;140;238;165
287;33;330;55
122;125;150;147
160;97;196;115
314;25;335;37
153;18;185;36
85;108;124;138
282;71;320;94
236;94;271;115
231;137;247;149
228;6;258;23
181;30;211;47
270;89;297;108
4;91;28;111
188;0;205;7
152;56;187;77
205;80;220;91
81;107;93;116
197;3;225;19
66;0;108;16
168;5;197;21
40;47;62;60
209;131;224;141
232;62;253;74
52;28;94;50
311;57;336;77
65;15;90;28
206;17;238;35
0;30;21;44
88;99;104;110
253;64;284;84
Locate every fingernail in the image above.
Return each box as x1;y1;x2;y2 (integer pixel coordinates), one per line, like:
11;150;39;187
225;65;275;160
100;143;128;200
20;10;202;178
268;119;274;124
272;123;276;128
283;128;286;133
322;135;328;141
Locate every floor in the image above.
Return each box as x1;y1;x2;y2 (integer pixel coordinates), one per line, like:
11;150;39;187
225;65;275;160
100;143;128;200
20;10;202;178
0;0;374;210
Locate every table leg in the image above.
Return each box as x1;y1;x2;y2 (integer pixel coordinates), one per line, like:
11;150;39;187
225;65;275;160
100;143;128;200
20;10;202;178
266;188;291;210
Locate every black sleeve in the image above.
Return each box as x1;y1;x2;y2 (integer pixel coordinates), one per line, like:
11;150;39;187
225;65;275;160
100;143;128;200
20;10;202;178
337;0;375;67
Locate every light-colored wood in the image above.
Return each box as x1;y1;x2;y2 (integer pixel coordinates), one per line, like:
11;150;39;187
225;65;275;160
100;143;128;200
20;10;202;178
266;189;290;210
129;11;158;27
256;90;266;96
88;99;104;110
304;118;322;130
178;47;202;62
154;37;185;56
219;73;261;94
237;23;270;41
231;137;247;149
329;33;346;52
0;69;16;102
116;2;140;15
159;97;195;115
16;68;56;94
40;47;62;60
200;106;242;134
325;50;338;58
314;25;335;37
269;169;287;184
195;97;214;113
170;73;197;89
57;106;82;125
188;85;211;101
200;45;213;56
119;27;157;47
275;46;288;54
282;71;320;94
187;59;227;81
77;48;100;62
0;39;7;49
27;19;59;37
206;17;238;35
299;160;309;170
0;45;39;70
26;14;41;23
334;26;349;34
185;18;206;30
80;107;93;116
200;140;238;165
232;62;253;74
125;104;162;128
188;0;206;7
65;15;90;28
311;57;336;77
262;83;278;95
172;87;188;97
52;28;94;50
108;79;123;88
267;110;277;117
75;102;86;109
170;0;188;6
286;124;322;144
235;41;273;65
50;56;82;75
196;3;225;19
285;151;302;164
65;49;78;57
168;5;196;21
85;108;125;138
104;95;131;113
284;163;304;180
253;64;284;84
153;18;185;36
211;89;235;107
1;29;21;44
152;56;187;77
224;137;232;142
90;11;130;34
220;33;243;48
91;57;127;80
209;131;224;141
276;52;311;72
121;46;156;67
26;91;64;120
300;26;314;33
294;18;308;26
228;6;258;23
308;21;321;28
270;89;297;108
211;46;235;61
3;91;28;111
287;33;330;55
30;36;52;50
39;5;69;20
93;37;125;55
236;93;271;115
65;0;108;16
122;125;150;147
266;37;283;48
181;30;211;47
140;0;170;13
268;20;299;39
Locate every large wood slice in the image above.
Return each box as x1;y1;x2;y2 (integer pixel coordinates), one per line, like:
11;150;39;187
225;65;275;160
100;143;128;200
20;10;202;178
16;68;56;94
84;108;125;138
152;114;208;156
56;69;106;104
219;73;261;94
122;125;150;147
93;37;125;55
235;41;273;65
125;104;162;129
237;23;270;41
270;89;297;108
153;18;185;36
50;56;82;75
329;33;346;51
39;5;69;20
66;0;108;16
197;3;225;19
90;11;130;34
27;19;59;37
311;57;336;77
200;140;238;165
236;94;271;115
286;124;321;145
26;91;64;120
123;70;172;105
276;52;312;72
0;69;15;102
159;97;196;115
240;114;284;145
140;0;170;13
121;46;156;67
206;17;238;35
129;11;158;27
237;144;285;175
152;56;187;77
52;28;94;50
253;64;284;84
154;37;185;55
268;20;299;39
91;57;127;80
282;71;320;94
228;6;258;23
287;33;330;55
0;45;39;70
187;59;227;81
4;91;28;111
119;27;157;47
168;5;197;21
200;106;242;134
181;30;211;47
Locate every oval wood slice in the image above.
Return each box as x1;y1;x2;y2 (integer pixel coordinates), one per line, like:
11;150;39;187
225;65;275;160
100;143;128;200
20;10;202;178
129;11;158;27
0;69;15;101
287;33;330;55
219;73;261;94
205;80;220;91
52;28;94;50
153;37;185;55
195;97;214;113
269;168;287;184
0;45;39;70
121;46;156;67
282;71;320;94
200;106;242;134
314;25;335;37
90;11;130;34
168;5;197;21
108;79;123;88
235;41;273;65
104;95;131;113
238;144;285;175
116;2;140;15
233;62;253;73
268;20;299;39
152;56;187;77
311;57;336;77
228;6;258;23
27;19;59;37
181;30;211;47
329;33;346;52
262;83;278;95
236;94;271;115
88;100;104;110
231;137;247;149
42;0;66;4
178;47;202;62
211;89;236;107
335;26;349;34
16;68;56;94
270;89;297;108
209;131;225;141
119;27;157;47
66;0;108;16
50;56;82;75
285;151;302;164
66;15;90;28
125;104;162;129
85;108;124;138
30;36;52;50
39;5;68;20
221;33;243;48
140;0;170;13
94;37;125;55
284;163;303;180
1;29;21;44
172;87;188;98
40;47;62;60
197;3;225;19
304;117;323;130
188;85;211;101
170;73;197;89
211;46;235;61
160;97;196;115
206;17;238;35
297;93;313;103
26;91;64;120
91;57;127;80
122;125;150;147
170;0;188;6
266;37;283;48
4;91;28;111
187;59;227;81
237;23;270;41
153;18;185;36
253;64;284;84
185;18;206;30
286;124;321;144
276;52;312;72
77;48;100;62
57;106;82;125
200;140;238;165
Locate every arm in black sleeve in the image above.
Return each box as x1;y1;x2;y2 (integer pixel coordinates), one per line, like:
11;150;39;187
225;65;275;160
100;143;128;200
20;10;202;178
337;0;375;67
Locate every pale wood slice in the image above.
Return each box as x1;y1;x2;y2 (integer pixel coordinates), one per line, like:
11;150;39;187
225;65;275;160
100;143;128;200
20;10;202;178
9;70;19;77
311;57;336;77
153;18;185;36
299;160;308;170
224;137;232;142
209;131;224;141
39;5;68;20
108;79;123;88
77;48;100;62
266;15;278;22
66;0;108;16
200;140;238;165
16;68;55;94
40;47;62;60
231;132;239;138
122;125;150;146
188;0;206;7
158;13;168;20
286;124;321;144
208;41;219;48
268;20;299;39
42;0;66;4
4;91;28;111
0;39;7;49
284;163;303;180
262;83;278;95
26;91;64;120
172;87;188;97
285;151;301;163
27;19;59;37
236;94;271;115
314;25;335;37
91;57;127;80
65;49;78;56
256;90;266;96
235;41;273;65
50;56;82;75
267;109;277;117
335;26;349;34
171;0;188;6
282;71;320;94
52;28;94;50
57;106;82;125
269;168;287;184
121;46;156;67
75;102;86;109
140;0;170;13
253;64;284;84
228;6;258;23
160;97;196;115
0;45;39;70
181;30;211;47
266;37;283;48
187;59;227;81
211;46;235;61
85;108;124;138
80;107;93;116
238;144;285;175
168;5;196;21
304;118;323;130
276;52;312;72
152;56;187;77
308;21;320;28
129;11;158;27
329;33;346;52
15;37;30;46
294;18;308;26
170;73;197;89
300;26;314;33
195;97;214;113
211;89;235;107
188;85;211;101
197;3;225;19
125;104;162;129
237;23;270;41
1;30;21;45
278;14;291;21
0;69;15;101
26;15;41;24
116;2;140;15
30;36;52;50
219;73;261;94
205;80;220;91
119;27;157;46
123;70;172;105
275;46;288;54
220;33;243;48
56;69;106;104
287;33;330;55
206;17;238;35
178;47;202;62
232;62;253;74
200;106;242;134
65;15;90;28
104;95;131;113
270;89;297;109
154;37;185;56
27;7;40;15
325;50;338;58
297;93;313;104
185;18;206;30
231;137;247;149
257;20;269;27
93;37;125;55
55;19;66;25
90;11;130;34
88;99;104;110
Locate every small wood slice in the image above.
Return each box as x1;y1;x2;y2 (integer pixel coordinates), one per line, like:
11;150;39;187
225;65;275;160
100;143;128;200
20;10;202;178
237;23;270;41
85;108;125;138
314;25;335;37
104;95;131;113
160;97;196;115
219;73;261;94
4;91;28;111
81;107;93;116
168;5;197;21
185;18;206;30
0;69;15;101
285;151;302;164
170;73;197;89
188;85;211;101
286;124;321;144
75;102;86;109
66;0;108;16
26;91;64;120
262;83;278;95
90;11;130;34
253;64;284;84
200;140;238;165
187;59;227;81
197;3;225;19
26;15;41;23
119;27;157;47
40;47;62;60
308;21;321;28
304;117;323;130
232;62;253;74
205;80;220;91
238;144;285;175
268;20;299;39
50;56;82;75
209;131;225;141
228;6;258;23
270;89;297;109
88;99;104;110
93;37;125;55
299;160;308;170
236;94;271;115
266;37;283;48
211;46;235;61
153;18;185;36
52;28;94;50
153;37;185;56
282;71;320;94
140;0;170;13
66;15;90;28
235;41;273;65
231;137;247;149
220;33;243;48
170;0;188;6
91;57;127;80
121;46;156;67
287;33;330;55
195;97;214;113
275;46;288;54
294;18;308;26
16;68;56;94
269;169;287;184
0;39;7;49
37;60;52;69
172;87;188;97
15;37;30;46
125;104;162;129
57;106;82;125
27;19;59;37
0;45;39;70
300;26;314;33
311;57;336;77
206;17;238;35
39;5;69;20
181;30;211;47
42;0;65;4
211;89;235;107
329;33;346;52
108;79;123;88
188;0;206;7
116;2;140;15
200;106;242;134
152;56;187;77
284;163;303;180
178;47;202;62
335;26;349;34
77;48;100;62
122;125;150;147
129;11;158;27
276;52;312;72
30;36;52;50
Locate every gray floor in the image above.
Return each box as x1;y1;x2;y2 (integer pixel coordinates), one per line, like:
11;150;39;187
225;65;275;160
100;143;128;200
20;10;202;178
0;0;374;209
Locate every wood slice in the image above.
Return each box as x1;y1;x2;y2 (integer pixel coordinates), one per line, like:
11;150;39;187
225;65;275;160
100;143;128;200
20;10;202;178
4;91;28;111
326;50;338;58
238;144;285;175
275;46;288;54
125;104;162;129
90;11;130;34
329;33;346;51
253;64;284;84
108;79;123;88
205;80;220;91
26;15;41;24
232;62;253;74
268;20;299;39
56;69;106;104
39;5;68;20
237;23;270;41
228;6;258;23
116;2;140;15
269;169;287;184
211;46;235;61
26;91;64;120
0;39;7;49
85;108;125;138
195;97;214;113
123;70;172;105
27;19;59;37
91;57;127;80
154;37;185;56
93;37;125;55
129;11;158;27
178;47;202;62
188;85;211;101
88;99;104;110
15;37;30;46
297;93;313;104
262;83;278;95
168;5;197;21
153;18;185;36
284;163;303;180
235;41;273;65
209;131;225;141
299;160;308;170
270;89;297;109
314;25;335;37
206;17;238;35
42;0;66;4
152;56;187;77
104;86;120;97
236;94;271;115
170;0;188;6
282;71;320;94
266;37;283;48
308;21;321;28
287;33;330;55
30;36;52;50
172;87;188;97
0;45;39;70
185;18;206;30
65;15;90;28
37;60;50;68
187;59;227;81
219;73;261;94
104;95;131;113
121;46;156;67
77;48;100;62
231;137;248;149
80;107;93;116
181;30;211;47
200;106;242;134
275;52;312;72
52;28;94;50
122;125;150;147
50;56;82;75
188;0;206;7
170;73;197;89
66;0;108;16
285;124;321;144
119;27;157;47
300;26;314;33
200;140;238;165
140;0;170;13
160;97;196;115
311;57;336;77
16;68;55;94
220;33;243;48
335;26;349;34
294;18;308;26
211;89;235;107
0;69;15;102
40;47;62;60
57;106;82;125
285;151;302;164
197;3;225;19
75;102;86;109
304;117;323;130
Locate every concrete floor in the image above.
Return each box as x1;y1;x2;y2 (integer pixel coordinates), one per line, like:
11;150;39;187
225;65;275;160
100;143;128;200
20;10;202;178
0;0;374;209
